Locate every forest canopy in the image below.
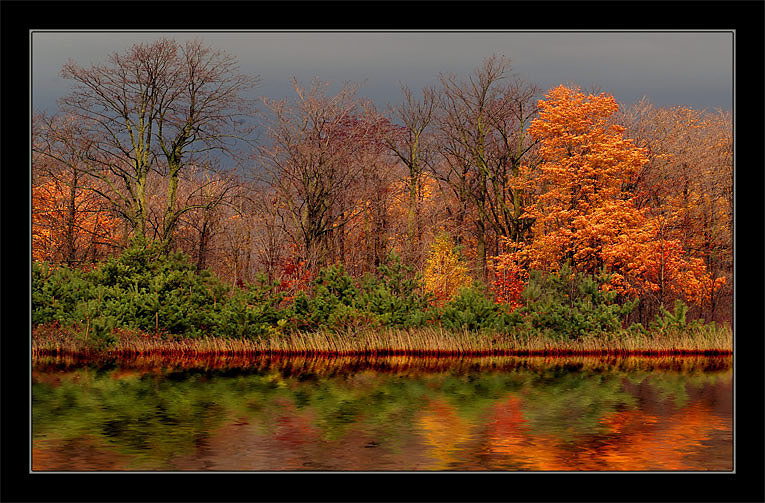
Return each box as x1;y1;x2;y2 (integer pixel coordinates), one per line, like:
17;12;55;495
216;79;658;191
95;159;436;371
32;40;733;337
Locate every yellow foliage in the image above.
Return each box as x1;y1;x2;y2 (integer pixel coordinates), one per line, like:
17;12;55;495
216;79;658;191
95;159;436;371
423;233;472;305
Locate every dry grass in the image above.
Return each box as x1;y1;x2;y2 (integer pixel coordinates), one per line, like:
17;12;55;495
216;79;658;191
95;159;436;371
32;352;732;377
32;324;733;359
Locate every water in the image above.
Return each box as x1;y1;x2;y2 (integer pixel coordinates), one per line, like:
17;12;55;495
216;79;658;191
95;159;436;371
32;355;732;471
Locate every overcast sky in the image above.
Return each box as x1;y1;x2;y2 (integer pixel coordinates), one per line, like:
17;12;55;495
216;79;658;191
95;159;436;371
31;31;733;114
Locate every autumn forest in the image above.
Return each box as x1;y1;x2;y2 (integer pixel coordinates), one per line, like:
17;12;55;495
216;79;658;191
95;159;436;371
31;39;733;354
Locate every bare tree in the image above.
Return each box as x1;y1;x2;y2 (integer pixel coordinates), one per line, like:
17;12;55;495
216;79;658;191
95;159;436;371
171;163;240;273
257;77;372;269
431;55;540;280
383;85;436;260
342;111;401;273
57;37;259;249
249;185;290;284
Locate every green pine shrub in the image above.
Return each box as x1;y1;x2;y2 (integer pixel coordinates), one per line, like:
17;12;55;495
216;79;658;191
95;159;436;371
32;261;91;325
438;284;522;332
650;299;704;335
213;274;286;339
89;238;224;337
287;264;367;330
518;264;637;340
357;252;433;328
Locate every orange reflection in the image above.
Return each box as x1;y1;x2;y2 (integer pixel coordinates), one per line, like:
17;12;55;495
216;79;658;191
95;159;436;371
417;399;473;470
484;395;574;470
484;399;730;471
484;395;583;471
587;402;730;470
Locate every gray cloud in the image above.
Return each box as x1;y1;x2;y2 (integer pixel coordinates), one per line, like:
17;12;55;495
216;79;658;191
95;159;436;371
32;31;733;113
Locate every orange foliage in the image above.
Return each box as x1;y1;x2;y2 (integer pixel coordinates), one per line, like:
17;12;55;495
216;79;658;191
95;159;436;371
522;85;648;276
489;243;528;309
603;216;726;305
32;179;119;264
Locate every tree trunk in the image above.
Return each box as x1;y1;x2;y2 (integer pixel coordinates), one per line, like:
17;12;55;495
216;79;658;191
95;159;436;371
408;171;418;254
196;219;209;273
476;219;486;282
162;164;181;252
135;177;148;241
64;170;78;266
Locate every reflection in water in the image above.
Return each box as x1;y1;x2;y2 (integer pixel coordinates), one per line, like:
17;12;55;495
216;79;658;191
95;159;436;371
32;355;732;471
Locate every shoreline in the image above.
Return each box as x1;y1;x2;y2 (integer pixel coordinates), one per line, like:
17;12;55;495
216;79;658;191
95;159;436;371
33;348;732;358
32;349;733;377
32;325;733;361
32;320;733;363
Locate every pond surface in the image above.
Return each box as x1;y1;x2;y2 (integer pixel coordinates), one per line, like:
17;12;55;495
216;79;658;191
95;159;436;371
32;355;732;471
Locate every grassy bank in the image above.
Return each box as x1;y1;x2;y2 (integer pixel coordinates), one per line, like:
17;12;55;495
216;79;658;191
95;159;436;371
33;239;731;360
32;324;732;359
33;352;733;378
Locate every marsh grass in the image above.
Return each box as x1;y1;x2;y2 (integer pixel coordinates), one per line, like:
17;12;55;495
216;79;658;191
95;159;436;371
32;352;732;378
32;323;732;359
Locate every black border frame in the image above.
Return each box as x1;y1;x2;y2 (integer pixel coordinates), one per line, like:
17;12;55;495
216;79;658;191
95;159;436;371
3;2;763;502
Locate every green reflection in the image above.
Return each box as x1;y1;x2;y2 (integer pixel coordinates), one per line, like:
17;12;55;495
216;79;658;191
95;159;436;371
32;356;732;471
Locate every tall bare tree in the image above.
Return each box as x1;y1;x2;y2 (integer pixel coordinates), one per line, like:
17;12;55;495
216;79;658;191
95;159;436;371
383;85;436;260
257;78;372;269
432;55;540;280
56;38;259;249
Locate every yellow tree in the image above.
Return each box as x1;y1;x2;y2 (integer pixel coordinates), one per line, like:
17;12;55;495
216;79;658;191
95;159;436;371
423;233;472;305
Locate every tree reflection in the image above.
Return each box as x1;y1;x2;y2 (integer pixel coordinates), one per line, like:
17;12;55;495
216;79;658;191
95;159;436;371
32;356;732;471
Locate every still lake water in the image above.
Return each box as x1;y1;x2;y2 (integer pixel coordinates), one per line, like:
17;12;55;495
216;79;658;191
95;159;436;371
32;354;732;471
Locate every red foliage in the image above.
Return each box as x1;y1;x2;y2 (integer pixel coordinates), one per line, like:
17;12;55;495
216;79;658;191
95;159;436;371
489;248;528;310
277;245;313;301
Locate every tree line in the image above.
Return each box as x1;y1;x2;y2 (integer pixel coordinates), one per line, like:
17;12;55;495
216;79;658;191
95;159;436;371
32;38;732;326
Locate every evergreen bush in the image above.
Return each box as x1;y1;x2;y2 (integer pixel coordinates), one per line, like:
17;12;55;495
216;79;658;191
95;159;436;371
214;274;286;339
439;284;521;332
518;264;637;339
287;264;365;330
357;252;433;328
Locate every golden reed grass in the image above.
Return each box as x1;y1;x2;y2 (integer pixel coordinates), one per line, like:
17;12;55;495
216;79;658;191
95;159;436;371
32;352;732;377
32;325;732;360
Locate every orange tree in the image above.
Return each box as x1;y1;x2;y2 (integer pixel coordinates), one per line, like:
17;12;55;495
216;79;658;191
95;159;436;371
33;178;120;265
521;85;647;276
507;85;719;312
